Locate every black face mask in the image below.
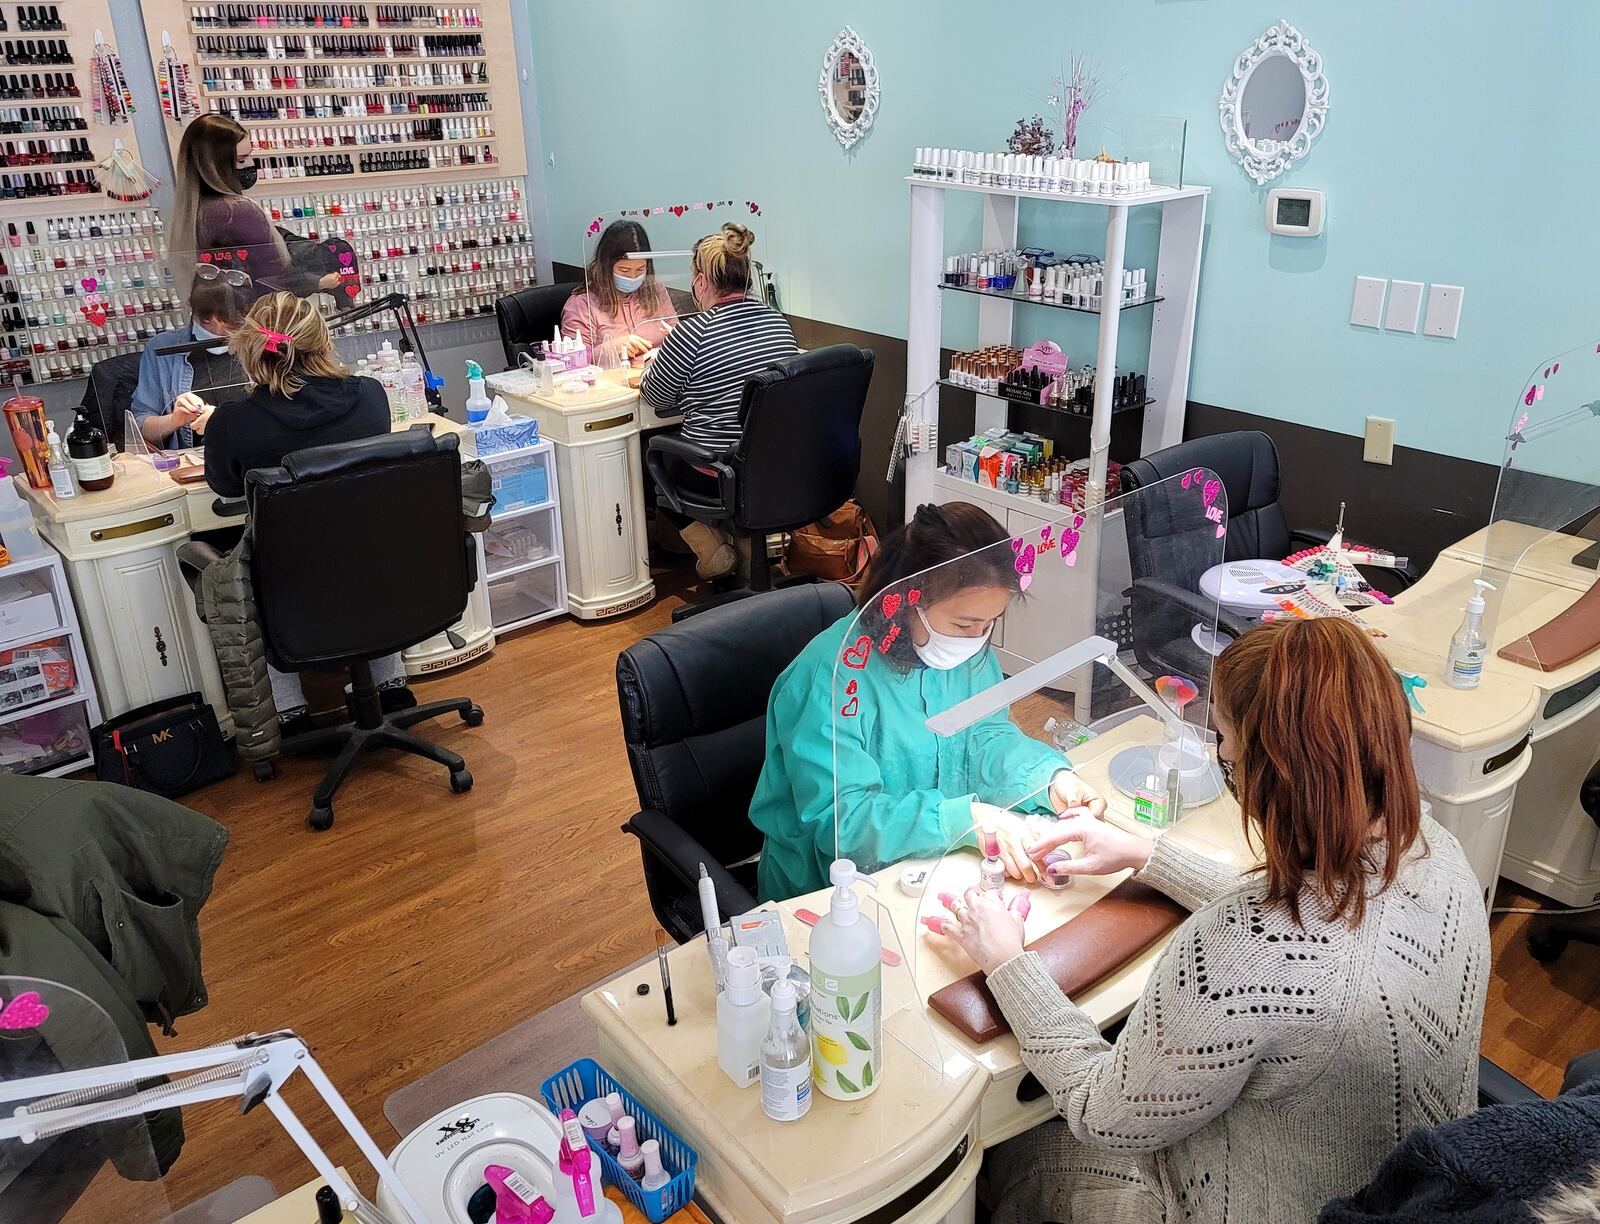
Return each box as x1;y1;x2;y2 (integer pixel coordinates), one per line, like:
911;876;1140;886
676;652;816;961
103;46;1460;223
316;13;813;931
235;164;258;192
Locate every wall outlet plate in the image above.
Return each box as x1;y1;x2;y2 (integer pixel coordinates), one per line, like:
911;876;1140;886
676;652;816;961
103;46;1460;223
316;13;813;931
1424;284;1464;338
1351;276;1387;329
1385;280;1423;333
1364;416;1395;466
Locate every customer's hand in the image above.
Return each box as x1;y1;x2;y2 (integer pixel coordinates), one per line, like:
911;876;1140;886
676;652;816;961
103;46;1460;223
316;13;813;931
971;803;1041;884
1049;769;1107;819
623;333;653;358
1027;812;1155;882
927;885;1028;975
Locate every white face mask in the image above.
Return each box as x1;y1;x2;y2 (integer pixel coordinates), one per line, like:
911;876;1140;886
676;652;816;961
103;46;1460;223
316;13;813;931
912;605;991;670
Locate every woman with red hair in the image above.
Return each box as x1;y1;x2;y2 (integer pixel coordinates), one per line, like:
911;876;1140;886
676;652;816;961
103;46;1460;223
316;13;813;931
934;617;1490;1224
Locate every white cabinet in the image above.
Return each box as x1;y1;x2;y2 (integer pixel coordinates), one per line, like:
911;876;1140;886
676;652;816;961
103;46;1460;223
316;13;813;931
0;552;102;778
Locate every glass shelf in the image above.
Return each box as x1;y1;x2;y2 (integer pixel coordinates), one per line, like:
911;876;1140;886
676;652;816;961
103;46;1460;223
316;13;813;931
937;378;1152;414
938;282;1162;315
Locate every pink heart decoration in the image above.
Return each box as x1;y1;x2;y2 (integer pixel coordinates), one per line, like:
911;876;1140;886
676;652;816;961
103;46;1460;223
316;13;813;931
845;679;858;695
842;635;872;669
1059;514;1084;567
1038;524;1053;546
1554;362;1560;374
344;284;360;298
80;276;96;292
328;242;339;252
1545;367;1551;378
339;252;354;267
1525;385;1539;406
880;592;901;619
1216;522;1228;539
588;219;602;236
1011;536;1024;554
0;991;49;1030
670;205;685;218
1013;542;1036;591
906;589;921;607
839;695;859;718
1203;478;1221;508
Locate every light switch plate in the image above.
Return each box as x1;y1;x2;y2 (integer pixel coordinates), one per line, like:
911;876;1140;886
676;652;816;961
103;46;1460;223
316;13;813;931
1424;284;1464;338
1351;276;1387;329
1364;416;1395;466
1385;280;1423;333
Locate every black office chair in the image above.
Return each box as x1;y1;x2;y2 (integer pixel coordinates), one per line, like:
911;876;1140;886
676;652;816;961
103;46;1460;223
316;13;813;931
230;431;482;829
617;581;857;942
494;282;579;370
81;351;142;451
646;344;874;621
1527;756;1600;963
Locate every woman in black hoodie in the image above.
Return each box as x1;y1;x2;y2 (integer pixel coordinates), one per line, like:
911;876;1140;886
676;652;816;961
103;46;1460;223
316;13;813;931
209;291;410;732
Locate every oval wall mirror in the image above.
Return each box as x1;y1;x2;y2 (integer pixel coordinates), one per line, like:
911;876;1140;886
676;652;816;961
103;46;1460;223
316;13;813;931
819;26;879;151
1218;21;1329;185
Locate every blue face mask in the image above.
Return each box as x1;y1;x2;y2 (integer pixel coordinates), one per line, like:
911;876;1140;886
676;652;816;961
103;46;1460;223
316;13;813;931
613;271;646;295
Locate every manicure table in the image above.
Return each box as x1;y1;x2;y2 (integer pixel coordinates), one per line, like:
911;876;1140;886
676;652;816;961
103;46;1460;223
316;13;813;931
583;715;1252;1224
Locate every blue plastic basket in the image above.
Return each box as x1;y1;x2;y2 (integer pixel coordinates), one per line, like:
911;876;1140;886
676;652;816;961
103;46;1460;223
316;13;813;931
540;1058;698;1222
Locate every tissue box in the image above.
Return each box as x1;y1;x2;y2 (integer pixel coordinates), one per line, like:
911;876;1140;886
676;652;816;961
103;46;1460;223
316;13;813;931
470;414;540;457
0;572;59;644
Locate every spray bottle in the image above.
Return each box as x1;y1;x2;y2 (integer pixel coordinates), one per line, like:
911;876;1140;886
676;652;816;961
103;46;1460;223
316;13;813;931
554;1108;621;1222
464;358;492;424
809;860;882;1101
1446;579;1496;689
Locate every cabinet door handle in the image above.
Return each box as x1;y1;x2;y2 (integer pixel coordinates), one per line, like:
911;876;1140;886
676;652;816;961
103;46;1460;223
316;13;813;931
615;503;623;536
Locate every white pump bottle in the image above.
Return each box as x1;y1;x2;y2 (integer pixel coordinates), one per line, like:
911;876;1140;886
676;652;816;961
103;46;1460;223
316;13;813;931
1446;579;1496;689
809;860;883;1101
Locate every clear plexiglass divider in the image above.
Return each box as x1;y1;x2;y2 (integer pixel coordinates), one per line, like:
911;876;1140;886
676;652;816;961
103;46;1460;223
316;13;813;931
1476;339;1600;676
0;975;176;1224
816;473;1229;1068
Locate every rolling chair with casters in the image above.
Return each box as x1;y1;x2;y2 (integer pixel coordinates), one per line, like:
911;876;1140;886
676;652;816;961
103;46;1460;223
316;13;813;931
616;581;858;942
1527;756;1600;963
646;344;874;623
179;430;484;830
493;282;580;370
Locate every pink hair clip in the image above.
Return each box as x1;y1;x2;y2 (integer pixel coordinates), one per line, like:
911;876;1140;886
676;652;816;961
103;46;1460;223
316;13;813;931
257;326;292;354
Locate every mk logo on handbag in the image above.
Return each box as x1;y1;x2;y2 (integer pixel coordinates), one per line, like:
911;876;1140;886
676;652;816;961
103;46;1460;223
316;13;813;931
150;729;173;744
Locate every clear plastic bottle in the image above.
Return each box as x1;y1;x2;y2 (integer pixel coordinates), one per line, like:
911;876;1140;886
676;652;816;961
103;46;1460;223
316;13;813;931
374;340;403;424
1447;579;1495;689
398;351;427;420
760;979;812;1122
45;420;75;499
716;946;770;1088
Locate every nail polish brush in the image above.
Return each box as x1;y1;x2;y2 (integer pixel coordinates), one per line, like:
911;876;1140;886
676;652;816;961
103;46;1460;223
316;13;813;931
655;928;676;1026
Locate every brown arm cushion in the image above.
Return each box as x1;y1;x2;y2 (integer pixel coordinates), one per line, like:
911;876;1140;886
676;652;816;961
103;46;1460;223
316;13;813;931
1498;581;1600;673
928;877;1190;1043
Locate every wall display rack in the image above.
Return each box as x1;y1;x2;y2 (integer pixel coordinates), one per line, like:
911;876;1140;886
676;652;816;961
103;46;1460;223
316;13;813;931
142;0;527;190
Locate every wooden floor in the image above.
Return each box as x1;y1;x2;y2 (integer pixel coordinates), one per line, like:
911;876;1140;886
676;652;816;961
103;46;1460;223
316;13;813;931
145;554;1600;1211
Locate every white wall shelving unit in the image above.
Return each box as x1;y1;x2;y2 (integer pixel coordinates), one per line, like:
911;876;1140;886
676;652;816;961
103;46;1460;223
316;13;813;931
0;551;103;779
903;176;1209;516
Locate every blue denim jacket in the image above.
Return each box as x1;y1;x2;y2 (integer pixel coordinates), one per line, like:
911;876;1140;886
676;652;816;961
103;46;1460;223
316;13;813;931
130;324;227;450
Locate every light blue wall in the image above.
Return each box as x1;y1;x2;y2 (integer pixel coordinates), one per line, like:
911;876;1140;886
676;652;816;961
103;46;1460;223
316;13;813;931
529;1;1600;467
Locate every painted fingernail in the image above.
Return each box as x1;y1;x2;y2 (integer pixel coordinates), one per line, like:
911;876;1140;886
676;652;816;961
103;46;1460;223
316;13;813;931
938;891;959;909
921;915;948;935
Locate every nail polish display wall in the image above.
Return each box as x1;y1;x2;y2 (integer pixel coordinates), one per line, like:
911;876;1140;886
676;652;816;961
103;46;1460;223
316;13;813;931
259;173;533;331
142;0;528;188
0;0;159;220
0;206;176;385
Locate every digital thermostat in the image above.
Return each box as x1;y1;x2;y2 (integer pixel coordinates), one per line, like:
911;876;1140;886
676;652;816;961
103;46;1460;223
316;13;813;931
1266;188;1325;236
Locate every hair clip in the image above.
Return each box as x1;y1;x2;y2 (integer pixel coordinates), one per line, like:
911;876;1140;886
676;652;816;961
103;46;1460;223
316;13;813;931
257;325;291;353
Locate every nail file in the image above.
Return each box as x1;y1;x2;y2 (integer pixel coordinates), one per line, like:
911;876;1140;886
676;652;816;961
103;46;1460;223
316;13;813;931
793;908;903;966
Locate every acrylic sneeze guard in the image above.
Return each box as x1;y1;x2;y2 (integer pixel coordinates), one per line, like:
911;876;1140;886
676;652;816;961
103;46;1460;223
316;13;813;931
1475;339;1600;676
825;473;1230;1063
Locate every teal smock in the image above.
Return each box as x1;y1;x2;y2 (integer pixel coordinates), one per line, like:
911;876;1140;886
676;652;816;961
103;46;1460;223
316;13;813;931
750;612;1069;901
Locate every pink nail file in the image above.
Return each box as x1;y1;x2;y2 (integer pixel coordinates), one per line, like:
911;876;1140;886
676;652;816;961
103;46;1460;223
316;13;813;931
794;908;903;966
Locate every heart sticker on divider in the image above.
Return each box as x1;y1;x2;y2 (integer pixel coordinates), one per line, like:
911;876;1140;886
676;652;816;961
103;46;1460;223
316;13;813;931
845;679;858;695
842;635;872;669
878;624;901;654
345;285;360;298
906;589;921;606
839;695;859;718
1013;542;1036;591
80;277;96;293
880;592;901;619
339;252;354;267
0;991;49;1030
81;303;107;328
1060;514;1085;566
1203;478;1221;508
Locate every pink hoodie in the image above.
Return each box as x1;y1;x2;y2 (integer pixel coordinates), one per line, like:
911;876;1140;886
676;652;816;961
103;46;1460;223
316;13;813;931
560;286;677;352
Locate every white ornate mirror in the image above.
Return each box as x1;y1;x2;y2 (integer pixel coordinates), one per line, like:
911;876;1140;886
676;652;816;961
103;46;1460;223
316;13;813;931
1218;21;1329;185
819;26;879;151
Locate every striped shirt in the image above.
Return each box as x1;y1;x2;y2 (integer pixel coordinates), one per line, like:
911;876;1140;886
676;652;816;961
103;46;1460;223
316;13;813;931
640;298;798;452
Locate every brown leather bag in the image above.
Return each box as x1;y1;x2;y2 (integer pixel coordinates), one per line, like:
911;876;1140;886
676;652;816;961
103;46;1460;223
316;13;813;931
928;878;1190;1043
784;500;879;590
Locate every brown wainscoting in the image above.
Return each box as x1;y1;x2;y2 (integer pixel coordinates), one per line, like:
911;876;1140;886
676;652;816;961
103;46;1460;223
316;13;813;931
1184;402;1500;575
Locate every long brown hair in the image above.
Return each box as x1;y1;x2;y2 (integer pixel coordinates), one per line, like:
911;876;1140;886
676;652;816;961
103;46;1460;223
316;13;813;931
583;219;664;316
1213;618;1421;927
172;113;288;294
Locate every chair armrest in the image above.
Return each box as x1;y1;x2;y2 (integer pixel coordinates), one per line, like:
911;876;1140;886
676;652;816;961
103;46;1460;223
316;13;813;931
1477;1055;1544;1107
211;497;249;519
644;434;735;519
175;541;223;597
622;807;758;937
1132;576;1253;640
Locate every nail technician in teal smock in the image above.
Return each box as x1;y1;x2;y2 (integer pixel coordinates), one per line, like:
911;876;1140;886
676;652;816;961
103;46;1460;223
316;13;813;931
749;503;1107;902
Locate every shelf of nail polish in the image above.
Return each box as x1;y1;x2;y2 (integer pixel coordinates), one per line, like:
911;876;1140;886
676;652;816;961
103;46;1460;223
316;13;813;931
242;116;494;150
259;174;522;221
0;135;88;165
250;142;497;179
194;33;485;61
939;251;1155;314
34;209;164;244
938;452;1125;512
5;7;67;32
913;148;1159;199
200;72;485;94
0;71;79;99
207;92;490;120
940;281;1161;316
0;38;69;67
0;103;88;132
188;4;482;29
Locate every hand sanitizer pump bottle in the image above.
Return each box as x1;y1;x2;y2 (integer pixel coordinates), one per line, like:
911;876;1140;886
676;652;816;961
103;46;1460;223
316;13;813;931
809;860;882;1101
1447;579;1496;689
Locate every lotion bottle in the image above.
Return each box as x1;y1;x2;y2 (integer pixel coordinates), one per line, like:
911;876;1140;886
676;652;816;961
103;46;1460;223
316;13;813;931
1447;579;1495;689
809;860;882;1101
716;946;769;1088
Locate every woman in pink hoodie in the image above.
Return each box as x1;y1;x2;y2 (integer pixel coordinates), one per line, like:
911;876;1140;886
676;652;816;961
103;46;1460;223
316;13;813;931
560;219;677;364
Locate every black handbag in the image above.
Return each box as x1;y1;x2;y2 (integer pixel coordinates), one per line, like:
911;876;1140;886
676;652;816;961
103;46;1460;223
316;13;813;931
91;693;235;799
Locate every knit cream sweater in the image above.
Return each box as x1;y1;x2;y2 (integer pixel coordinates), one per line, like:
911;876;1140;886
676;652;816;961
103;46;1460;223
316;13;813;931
985;815;1489;1224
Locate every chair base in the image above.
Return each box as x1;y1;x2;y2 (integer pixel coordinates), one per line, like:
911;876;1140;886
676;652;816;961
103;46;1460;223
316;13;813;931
1528;914;1600;964
282;693;483;830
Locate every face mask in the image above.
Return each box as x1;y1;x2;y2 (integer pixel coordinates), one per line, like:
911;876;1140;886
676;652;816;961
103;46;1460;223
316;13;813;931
235;164;258;192
192;320;229;355
613;271;646;294
913;606;991;671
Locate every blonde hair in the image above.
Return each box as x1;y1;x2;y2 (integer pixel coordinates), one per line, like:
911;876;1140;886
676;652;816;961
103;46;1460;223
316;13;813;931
693;223;755;298
231;292;348;398
1535;1162;1600;1224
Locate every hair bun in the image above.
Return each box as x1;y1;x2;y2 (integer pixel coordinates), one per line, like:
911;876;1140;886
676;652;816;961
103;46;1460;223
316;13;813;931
721;223;753;257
